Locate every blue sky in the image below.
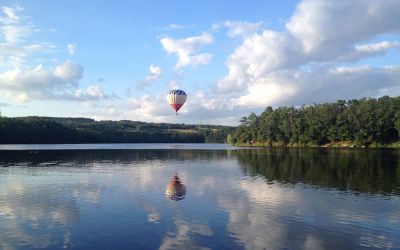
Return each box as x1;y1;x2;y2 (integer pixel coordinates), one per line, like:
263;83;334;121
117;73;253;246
0;0;399;125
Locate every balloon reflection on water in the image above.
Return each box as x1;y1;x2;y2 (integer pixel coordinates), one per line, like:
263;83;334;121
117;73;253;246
165;173;186;200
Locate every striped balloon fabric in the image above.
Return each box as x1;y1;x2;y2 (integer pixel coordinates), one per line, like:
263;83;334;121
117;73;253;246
167;89;187;114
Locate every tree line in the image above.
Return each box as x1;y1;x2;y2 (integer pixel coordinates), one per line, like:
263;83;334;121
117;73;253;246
228;96;400;147
0;116;233;144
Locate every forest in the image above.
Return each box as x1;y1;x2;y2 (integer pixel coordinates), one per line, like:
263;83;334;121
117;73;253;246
0;116;234;144
228;96;400;147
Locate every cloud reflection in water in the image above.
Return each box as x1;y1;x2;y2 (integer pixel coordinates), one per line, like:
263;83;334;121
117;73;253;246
0;148;399;249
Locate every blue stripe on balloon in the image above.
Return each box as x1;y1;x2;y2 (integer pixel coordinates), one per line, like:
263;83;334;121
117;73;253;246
168;89;187;95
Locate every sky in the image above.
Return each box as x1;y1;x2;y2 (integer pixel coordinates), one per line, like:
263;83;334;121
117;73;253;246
0;0;399;125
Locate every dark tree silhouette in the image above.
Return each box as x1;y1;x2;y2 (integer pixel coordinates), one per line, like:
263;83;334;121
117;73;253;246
229;96;400;147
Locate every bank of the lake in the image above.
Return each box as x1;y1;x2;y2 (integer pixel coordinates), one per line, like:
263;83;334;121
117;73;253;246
0;116;234;144
233;141;400;148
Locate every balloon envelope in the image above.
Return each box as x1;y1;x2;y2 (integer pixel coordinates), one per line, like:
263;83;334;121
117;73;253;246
167;89;187;113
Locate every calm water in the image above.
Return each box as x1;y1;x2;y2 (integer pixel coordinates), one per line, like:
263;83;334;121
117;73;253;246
0;144;399;249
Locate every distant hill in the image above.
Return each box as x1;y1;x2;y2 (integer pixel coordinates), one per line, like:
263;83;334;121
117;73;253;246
0;116;234;144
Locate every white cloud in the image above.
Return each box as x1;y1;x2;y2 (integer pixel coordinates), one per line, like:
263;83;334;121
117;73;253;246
0;6;35;45
330;65;372;74
355;41;400;54
0;60;115;103
144;64;162;82
160;33;214;69
286;0;400;55
135;64;163;90
1;6;21;23
164;23;194;30
67;43;76;55
74;85;106;100
217;30;302;93
2;24;33;44
0;6;56;70
210;23;221;33
217;0;400;109
234;79;297;107
224;21;264;38
0;61;111;102
0;43;55;69
221;65;400;108
0;6;55;68
54;60;83;82
332;41;400;62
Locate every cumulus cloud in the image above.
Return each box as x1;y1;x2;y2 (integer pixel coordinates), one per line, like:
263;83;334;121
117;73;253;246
286;0;400;55
233;66;400;107
0;61;81;89
67;43;76;55
338;41;400;62
217;0;400;109
0;60;114;102
218;30;302;93
54;60;83;82
160;33;214;69
0;61;82;101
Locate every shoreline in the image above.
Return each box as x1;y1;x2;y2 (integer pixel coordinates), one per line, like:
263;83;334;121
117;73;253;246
233;141;400;149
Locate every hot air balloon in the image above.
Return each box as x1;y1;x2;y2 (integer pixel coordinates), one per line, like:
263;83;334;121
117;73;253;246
167;89;187;114
165;173;186;201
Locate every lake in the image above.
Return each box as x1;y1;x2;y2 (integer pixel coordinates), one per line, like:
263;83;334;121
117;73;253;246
0;144;399;249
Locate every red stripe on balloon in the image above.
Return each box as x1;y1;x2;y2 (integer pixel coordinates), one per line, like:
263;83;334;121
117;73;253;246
170;103;183;112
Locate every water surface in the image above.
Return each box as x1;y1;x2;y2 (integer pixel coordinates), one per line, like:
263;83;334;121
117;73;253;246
0;144;399;249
